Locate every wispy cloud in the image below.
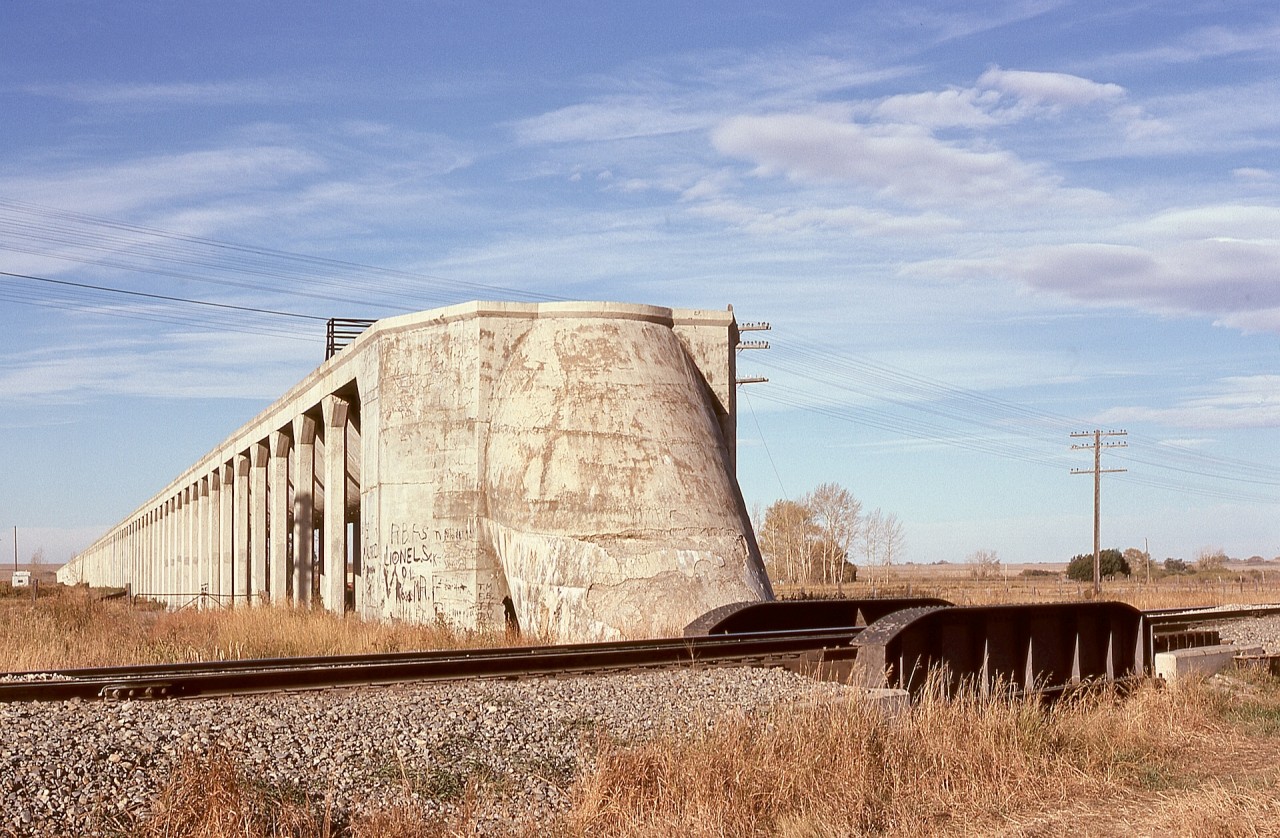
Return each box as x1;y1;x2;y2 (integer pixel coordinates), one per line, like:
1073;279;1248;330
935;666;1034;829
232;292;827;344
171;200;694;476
21;79;288;106
1102;19;1280;68
1098;376;1280;430
511;99;711;145
978;66;1125;107
710;112;1100;210
1;330;315;404
4;146;327;217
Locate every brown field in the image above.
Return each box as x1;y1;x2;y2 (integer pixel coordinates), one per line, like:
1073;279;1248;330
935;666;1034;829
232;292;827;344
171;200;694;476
4;582;1280;836
779;559;1280;611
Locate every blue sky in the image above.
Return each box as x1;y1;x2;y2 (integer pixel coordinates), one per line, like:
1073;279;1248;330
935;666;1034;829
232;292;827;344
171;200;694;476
3;1;1279;568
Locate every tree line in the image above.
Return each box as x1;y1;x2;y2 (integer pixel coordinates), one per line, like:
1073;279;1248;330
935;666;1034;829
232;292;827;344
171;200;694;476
755;482;904;592
1066;546;1235;581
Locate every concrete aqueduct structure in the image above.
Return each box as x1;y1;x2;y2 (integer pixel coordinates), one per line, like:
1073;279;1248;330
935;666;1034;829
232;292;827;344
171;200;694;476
59;301;774;640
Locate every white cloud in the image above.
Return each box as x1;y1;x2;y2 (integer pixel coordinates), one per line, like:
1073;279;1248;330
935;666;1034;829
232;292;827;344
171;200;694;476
1103;21;1280;68
1097;376;1280;430
710;112;1096;209
871;88;1002;128
688;198;962;238
0;329;314;404
1234;168;1277;183
20;79;285;106
925;228;1280;327
510;99;711;144
3;146;327;217
1134;204;1280;241
977;67;1125;107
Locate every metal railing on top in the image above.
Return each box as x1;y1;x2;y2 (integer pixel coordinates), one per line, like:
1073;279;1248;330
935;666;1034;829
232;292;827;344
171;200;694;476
325;318;377;360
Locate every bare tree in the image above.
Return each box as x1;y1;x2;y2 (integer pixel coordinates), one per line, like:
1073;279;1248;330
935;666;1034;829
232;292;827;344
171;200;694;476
806;483;862;595
1196;546;1228;572
758;499;818;585
29;547;45;570
861;507;883;568
967;548;1000;580
880;512;905;566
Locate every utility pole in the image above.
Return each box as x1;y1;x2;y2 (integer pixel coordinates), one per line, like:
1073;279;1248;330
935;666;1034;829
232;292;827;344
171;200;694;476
1071;430;1127;596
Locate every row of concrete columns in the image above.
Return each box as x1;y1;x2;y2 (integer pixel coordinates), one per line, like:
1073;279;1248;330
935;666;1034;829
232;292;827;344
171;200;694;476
74;393;356;613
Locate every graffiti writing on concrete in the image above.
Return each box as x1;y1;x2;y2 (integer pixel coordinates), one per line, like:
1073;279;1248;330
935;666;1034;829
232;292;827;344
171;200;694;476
361;516;479;609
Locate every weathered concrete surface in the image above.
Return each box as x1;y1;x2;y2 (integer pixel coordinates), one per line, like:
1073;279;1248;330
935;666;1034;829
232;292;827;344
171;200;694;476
61;301;772;642
1154;644;1265;682
481;317;769;640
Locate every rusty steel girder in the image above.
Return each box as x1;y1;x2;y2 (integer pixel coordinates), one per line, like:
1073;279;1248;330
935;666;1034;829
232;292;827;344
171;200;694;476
852;602;1148;697
684;597;953;636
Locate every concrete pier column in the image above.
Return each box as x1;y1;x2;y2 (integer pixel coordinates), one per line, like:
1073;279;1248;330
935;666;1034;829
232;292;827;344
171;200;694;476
192;485;201;601
233;453;250;605
163;499;172;603
168;500;176;601
159;502;168;603
185;485;197;604
199;477;212;605
175;489;185;604
140;513;148;598
193;483;203;601
250;441;269;605
269;430;291;603
322;395;350;613
170;496;180;604
191;482;201;603
219;463;233;599
209;474;222;601
149;508;158;600
293;414;317;606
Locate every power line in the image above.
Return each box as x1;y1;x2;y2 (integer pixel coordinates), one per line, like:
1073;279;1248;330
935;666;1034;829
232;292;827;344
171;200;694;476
0;197;567;309
0;270;328;321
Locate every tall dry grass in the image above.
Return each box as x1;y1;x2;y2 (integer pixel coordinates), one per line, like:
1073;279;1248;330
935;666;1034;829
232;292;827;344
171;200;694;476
127;673;1280;837
555;676;1274;837
0;586;524;671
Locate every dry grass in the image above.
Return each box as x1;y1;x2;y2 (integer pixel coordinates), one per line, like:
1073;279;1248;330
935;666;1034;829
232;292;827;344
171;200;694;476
12;583;1280;835
0;586;525;671
778;574;1280;611
131;745;328;838
553;680;1220;837
124;673;1280;837
552;673;1280;838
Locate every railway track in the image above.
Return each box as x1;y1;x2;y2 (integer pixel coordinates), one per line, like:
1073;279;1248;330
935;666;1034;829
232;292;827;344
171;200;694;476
0;626;861;703
4;599;1276;704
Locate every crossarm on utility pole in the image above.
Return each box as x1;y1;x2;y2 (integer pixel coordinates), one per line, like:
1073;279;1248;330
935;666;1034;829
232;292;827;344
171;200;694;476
1070;429;1128;596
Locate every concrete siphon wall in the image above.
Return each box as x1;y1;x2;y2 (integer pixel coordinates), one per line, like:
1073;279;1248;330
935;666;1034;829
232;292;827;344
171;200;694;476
59;301;773;641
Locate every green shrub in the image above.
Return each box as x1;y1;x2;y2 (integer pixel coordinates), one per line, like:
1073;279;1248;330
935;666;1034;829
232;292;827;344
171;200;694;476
1066;549;1130;582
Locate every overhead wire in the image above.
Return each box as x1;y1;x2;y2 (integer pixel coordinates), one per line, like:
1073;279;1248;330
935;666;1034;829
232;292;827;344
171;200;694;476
0;197;568;314
740;333;1280;504
4;197;1277;506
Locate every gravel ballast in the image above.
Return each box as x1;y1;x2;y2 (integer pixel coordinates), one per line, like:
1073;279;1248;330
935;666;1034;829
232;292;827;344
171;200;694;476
7;612;1280;836
0;666;849;836
1209;612;1280;652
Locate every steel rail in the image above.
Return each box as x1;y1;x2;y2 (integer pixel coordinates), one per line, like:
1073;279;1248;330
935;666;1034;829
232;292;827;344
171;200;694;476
1145;603;1280;628
0;626;862;703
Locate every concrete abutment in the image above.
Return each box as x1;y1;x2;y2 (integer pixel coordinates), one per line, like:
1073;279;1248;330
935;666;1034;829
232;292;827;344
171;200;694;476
59;301;772;640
